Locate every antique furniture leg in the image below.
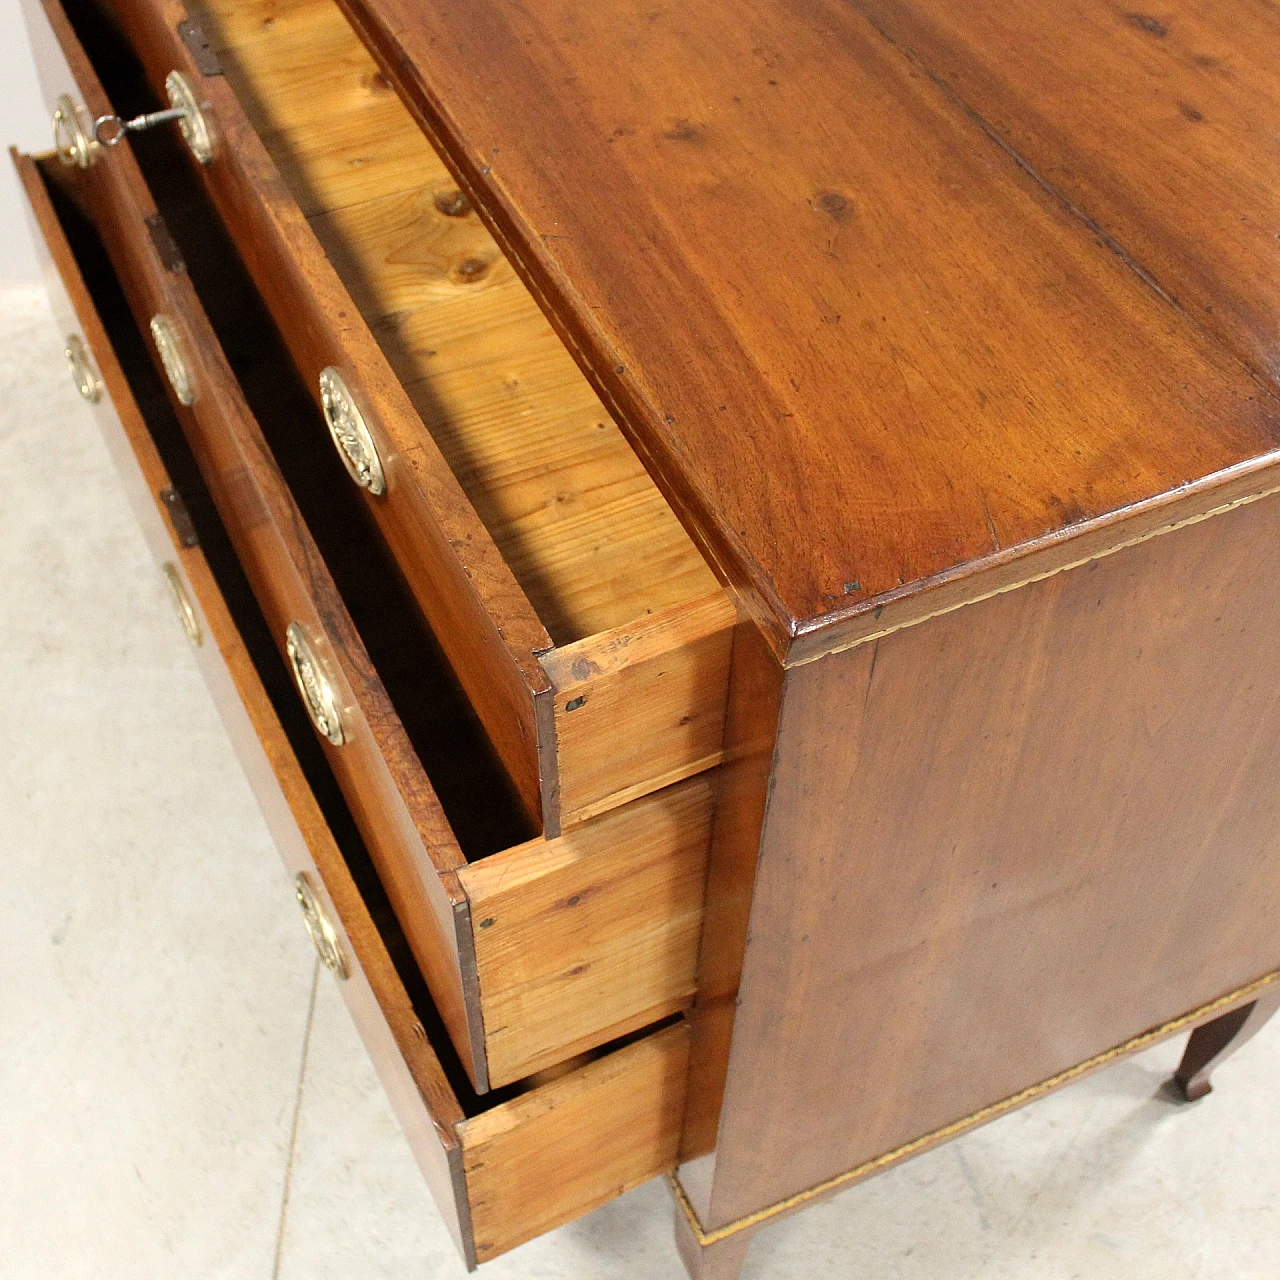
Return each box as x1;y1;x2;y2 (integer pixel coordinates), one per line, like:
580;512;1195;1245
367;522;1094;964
1173;989;1280;1102
673;1200;753;1280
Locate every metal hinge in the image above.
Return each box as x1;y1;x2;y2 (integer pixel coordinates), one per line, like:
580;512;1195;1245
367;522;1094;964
160;486;199;547
178;19;222;76
145;214;186;274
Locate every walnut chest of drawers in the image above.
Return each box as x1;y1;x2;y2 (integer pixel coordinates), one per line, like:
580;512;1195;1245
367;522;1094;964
14;0;1280;1273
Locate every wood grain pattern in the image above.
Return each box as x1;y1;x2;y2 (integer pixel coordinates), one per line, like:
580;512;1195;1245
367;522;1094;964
113;0;558;825
14;147;472;1259
543;591;735;823
25;3;488;1081
196;0;720;643
460;1021;692;1262
338;0;1280;661
848;0;1280;391
22;155;696;1266
674;972;1280;1265
135;0;729;826
459;776;714;1085
676;619;783;1197
47;0;731;1088
701;488;1280;1229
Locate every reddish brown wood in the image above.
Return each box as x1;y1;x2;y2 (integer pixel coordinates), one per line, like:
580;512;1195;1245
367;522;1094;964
693;489;1280;1230
846;0;1280;393
1174;989;1280;1102
679;618;783;1179
17;0;491;1082
112;0;558;827
336;0;1280;661
20;152;700;1266
14;145;474;1258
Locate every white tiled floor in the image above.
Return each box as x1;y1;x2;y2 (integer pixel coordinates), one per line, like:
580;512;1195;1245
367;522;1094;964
2;280;1278;1279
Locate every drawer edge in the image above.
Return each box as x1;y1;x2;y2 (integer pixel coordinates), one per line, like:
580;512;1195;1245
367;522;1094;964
13;144;478;1265
112;0;558;827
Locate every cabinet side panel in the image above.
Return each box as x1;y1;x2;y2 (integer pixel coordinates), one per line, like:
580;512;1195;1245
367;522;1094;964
704;490;1280;1227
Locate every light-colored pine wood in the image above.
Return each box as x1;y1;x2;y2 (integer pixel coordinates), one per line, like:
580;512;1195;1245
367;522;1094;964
459;776;714;1085
26;147;697;1264
255;105;435;217
193;0;721;646
544;592;737;821
459;1021;692;1261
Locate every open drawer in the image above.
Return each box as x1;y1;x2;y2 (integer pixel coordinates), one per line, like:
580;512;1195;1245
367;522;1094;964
25;124;715;1092
16;145;695;1269
14;7;714;1092
25;0;736;835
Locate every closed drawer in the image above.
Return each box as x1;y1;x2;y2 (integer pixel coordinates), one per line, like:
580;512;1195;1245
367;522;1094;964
26;0;735;836
19;118;712;1092
16;145;696;1268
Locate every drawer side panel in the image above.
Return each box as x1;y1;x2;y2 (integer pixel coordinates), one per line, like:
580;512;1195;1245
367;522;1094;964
460;1021;692;1262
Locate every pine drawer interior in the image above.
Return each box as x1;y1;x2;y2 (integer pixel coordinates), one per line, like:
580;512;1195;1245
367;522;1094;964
69;0;738;834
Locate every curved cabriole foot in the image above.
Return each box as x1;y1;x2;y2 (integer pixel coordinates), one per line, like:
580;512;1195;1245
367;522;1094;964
1172;988;1280;1102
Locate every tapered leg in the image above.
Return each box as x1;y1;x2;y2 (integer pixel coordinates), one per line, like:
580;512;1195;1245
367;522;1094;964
673;1202;753;1280
1173;988;1280;1101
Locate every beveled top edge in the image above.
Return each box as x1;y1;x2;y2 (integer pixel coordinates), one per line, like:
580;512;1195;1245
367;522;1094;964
337;0;1280;661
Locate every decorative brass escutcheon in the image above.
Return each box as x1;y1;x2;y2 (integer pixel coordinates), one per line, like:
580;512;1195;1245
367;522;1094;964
285;621;346;745
52;94;94;169
64;333;101;403
161;561;203;647
149;314;196;406
295;872;348;979
164;70;215;165
319;367;385;495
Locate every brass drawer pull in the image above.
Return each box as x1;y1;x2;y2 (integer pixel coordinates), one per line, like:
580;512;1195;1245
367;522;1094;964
294;872;348;979
286;622;346;745
149;314;196;406
161;561;203;647
52;94;94;169
164;70;215;165
64;333;101;403
320;367;385;495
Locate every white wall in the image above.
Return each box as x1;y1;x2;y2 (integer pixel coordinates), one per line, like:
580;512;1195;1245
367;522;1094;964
1;0;50;283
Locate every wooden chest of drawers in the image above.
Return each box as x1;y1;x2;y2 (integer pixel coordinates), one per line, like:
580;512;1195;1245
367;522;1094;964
14;0;1280;1273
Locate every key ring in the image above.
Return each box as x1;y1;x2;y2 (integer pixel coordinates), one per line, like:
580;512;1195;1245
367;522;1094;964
93;105;188;147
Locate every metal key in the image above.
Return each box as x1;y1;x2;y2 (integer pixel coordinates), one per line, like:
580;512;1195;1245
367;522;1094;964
93;106;189;147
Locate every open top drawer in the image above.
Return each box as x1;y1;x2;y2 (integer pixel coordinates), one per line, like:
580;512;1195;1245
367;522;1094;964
29;0;736;835
13;18;712;1092
17;145;695;1268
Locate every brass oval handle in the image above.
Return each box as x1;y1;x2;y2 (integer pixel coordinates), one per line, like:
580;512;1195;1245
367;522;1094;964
149;314;196;406
161;561;203;647
295;872;348;979
320;367;385;495
52;94;94;169
165;70;215;165
285;622;346;745
64;333;101;403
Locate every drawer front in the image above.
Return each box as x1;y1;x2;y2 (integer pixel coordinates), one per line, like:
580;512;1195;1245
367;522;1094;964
15;140;476;1253
17;21;487;1085
19;0;720;1093
44;0;734;836
16;146;693;1268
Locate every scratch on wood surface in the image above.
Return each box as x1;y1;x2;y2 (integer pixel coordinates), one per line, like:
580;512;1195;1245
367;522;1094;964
863;638;880;712
982;497;1002;552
